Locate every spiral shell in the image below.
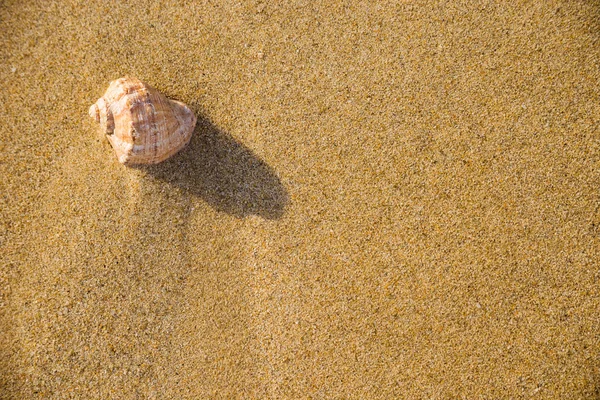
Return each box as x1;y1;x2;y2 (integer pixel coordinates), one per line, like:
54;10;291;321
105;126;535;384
89;77;197;165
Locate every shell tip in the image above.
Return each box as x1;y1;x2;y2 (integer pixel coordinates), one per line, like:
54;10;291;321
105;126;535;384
89;103;100;123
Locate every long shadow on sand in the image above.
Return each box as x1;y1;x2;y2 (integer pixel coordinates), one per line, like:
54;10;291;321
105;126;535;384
139;115;288;220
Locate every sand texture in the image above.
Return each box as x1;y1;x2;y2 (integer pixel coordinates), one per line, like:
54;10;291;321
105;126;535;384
1;0;600;398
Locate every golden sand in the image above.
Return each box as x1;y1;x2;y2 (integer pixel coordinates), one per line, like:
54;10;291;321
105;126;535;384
1;1;599;398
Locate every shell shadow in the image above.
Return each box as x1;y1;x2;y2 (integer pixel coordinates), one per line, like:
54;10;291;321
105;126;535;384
139;115;288;220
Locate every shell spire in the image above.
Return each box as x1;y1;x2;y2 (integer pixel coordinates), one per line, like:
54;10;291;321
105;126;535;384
89;77;197;165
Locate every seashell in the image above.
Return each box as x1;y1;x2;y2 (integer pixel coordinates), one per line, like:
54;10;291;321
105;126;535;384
89;77;197;165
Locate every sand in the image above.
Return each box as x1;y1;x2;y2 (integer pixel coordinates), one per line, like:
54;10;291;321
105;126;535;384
1;0;599;398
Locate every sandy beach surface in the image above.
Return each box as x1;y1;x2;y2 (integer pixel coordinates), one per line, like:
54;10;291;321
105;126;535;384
1;0;600;398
